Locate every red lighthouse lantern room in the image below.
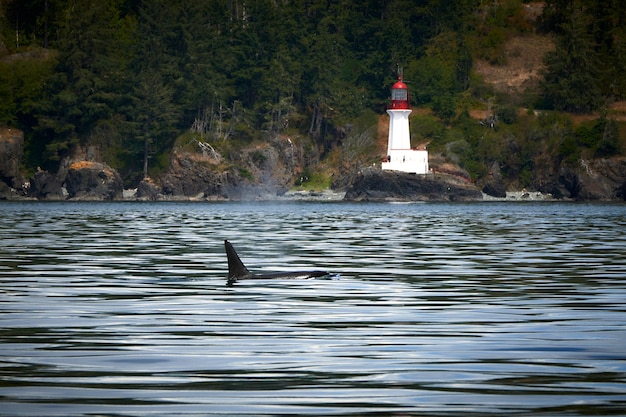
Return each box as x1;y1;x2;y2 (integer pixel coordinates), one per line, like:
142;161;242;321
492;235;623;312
389;76;410;110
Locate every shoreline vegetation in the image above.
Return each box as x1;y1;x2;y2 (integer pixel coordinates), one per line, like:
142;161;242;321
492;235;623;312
1;1;626;202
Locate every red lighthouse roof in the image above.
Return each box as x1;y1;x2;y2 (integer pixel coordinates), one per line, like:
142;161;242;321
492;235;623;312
388;76;411;110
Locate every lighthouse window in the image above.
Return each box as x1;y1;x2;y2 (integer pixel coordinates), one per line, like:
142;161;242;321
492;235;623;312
392;89;407;101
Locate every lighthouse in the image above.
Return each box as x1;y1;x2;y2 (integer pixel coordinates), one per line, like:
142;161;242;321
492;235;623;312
381;76;429;174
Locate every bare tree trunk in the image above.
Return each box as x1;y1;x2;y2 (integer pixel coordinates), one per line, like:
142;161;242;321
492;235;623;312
309;100;322;138
143;138;149;179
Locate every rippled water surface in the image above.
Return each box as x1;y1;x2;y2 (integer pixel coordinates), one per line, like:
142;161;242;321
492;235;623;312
1;201;626;416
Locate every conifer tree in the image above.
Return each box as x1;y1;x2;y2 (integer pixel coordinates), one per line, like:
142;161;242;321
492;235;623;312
542;1;603;113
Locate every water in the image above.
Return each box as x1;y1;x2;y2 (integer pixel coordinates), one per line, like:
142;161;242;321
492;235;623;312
1;201;626;416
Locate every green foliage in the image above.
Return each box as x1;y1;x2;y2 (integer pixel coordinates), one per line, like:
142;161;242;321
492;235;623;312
594;119;621;157
251;150;267;166
433;108;616;188
575;116;622;158
1;0;625;187
411;114;445;146
469;0;526;64
477;26;508;65
294;169;312;187
576;123;599;148
237;167;253;181
530;111;576;165
0;52;56;126
294;169;332;190
129;69;180;178
541;0;626;112
337;109;379;173
498;104;519;124
432;95;457;123
558;135;579;165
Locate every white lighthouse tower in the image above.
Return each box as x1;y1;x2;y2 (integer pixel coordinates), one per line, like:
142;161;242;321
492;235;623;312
381;75;429;174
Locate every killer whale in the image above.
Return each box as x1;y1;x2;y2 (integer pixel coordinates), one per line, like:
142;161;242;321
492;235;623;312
225;240;329;286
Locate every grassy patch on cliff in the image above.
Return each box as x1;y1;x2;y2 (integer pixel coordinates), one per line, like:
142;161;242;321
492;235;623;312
293;169;332;191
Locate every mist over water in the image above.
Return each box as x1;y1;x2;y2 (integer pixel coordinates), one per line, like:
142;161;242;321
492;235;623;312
1;201;625;416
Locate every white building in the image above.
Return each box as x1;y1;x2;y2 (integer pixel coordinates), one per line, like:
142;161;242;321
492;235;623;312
381;76;429;174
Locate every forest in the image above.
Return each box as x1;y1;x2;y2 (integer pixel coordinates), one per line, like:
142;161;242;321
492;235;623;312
1;0;625;189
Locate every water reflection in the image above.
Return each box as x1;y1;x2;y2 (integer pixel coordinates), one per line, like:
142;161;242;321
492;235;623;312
1;201;625;416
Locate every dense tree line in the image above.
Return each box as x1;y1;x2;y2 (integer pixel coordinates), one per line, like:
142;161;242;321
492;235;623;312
0;0;625;184
540;0;626;113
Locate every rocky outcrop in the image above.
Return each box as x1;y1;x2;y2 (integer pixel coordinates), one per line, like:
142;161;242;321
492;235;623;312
482;181;507;198
343;168;483;202
160;152;230;199
539;157;626;200
482;161;507;198
0;128;26;198
28;170;66;200
64;161;123;200
159;139;299;200
576;158;626;200
0;128;23;183
136;177;161;200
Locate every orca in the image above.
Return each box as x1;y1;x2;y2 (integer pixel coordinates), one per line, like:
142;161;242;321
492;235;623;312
225;240;329;286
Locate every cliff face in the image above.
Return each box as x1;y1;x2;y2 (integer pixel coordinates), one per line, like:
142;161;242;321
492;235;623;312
0;128;25;196
154;136;307;200
159;152;230;200
552;157;626;200
64;161;123;200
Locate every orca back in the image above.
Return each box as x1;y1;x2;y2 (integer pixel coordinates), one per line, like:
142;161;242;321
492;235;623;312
225;239;330;286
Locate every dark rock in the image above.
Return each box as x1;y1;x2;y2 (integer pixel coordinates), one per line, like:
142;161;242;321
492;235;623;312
154;134;318;200
482;181;507;198
0;180;10;198
136;177;161;200
160;149;295;200
160;153;228;199
344;168;483;202
65;161;123;200
556;167;581;199
589;157;626;200
617;181;626;201
29;170;66;200
556;157;626;200
482;161;507;197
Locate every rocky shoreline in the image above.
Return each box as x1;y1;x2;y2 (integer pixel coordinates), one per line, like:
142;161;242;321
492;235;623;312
481;190;564;202
119;188;345;202
1;161;623;203
2;128;626;203
342;168;483;202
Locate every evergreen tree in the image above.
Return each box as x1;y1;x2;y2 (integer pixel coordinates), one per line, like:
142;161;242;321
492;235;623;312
541;0;626;110
127;0;186;177
131;70;179;179
32;0;132;167
541;1;603;113
177;0;234;126
589;0;626;100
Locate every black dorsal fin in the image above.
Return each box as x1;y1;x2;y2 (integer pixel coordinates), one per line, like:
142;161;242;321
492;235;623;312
225;240;252;284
